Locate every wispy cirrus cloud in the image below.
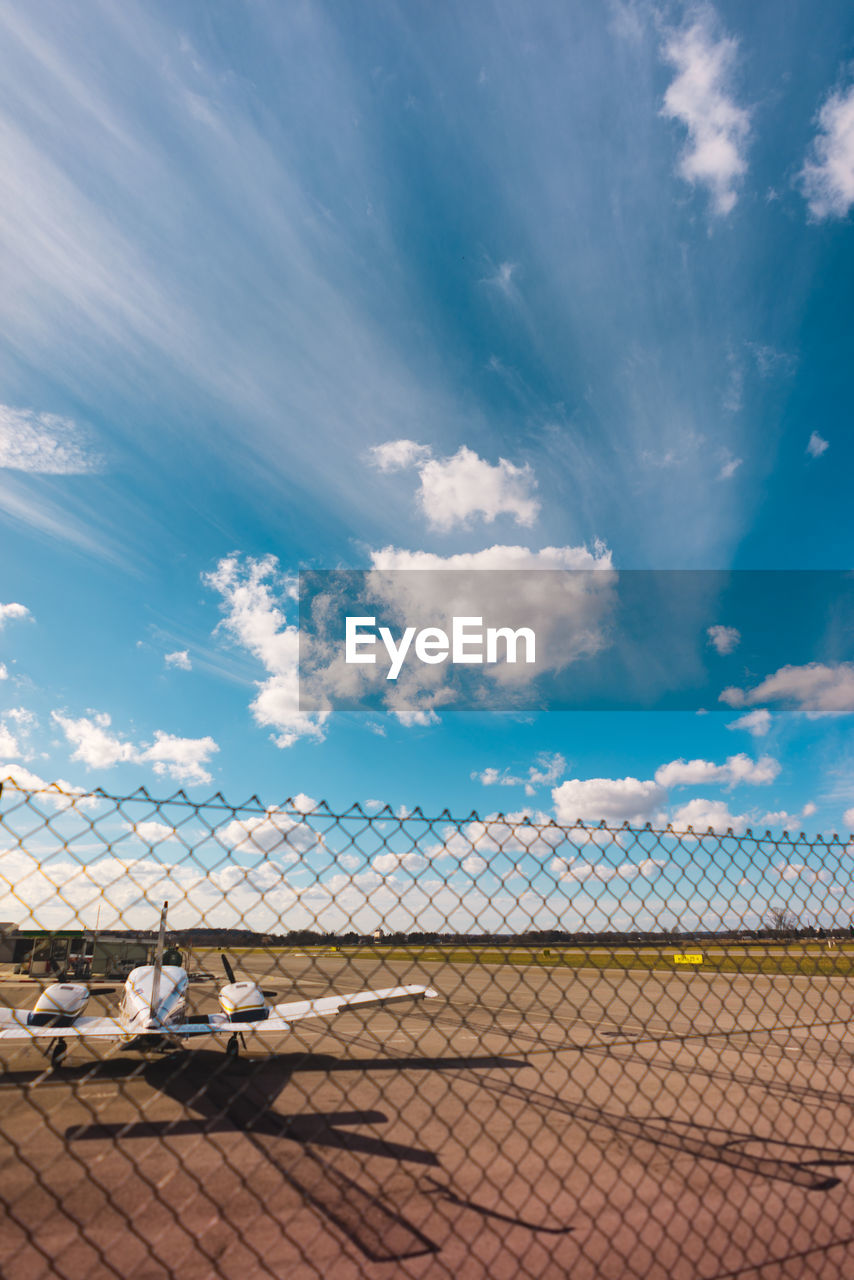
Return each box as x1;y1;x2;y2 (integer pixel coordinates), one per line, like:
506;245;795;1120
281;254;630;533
0;404;101;474
660;10;750;215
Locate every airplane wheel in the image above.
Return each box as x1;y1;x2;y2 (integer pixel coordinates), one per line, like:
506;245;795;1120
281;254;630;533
226;1034;239;1058
51;1038;68;1068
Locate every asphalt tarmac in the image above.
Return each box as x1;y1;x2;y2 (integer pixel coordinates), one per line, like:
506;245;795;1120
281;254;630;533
3;952;854;1279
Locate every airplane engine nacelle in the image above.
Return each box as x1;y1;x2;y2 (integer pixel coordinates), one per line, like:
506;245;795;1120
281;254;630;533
218;981;268;1023
28;983;89;1027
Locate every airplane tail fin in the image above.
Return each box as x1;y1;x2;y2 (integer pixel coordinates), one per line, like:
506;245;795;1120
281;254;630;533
150;901;168;1020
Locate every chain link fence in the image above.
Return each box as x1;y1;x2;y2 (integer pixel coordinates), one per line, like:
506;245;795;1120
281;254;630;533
2;775;854;1278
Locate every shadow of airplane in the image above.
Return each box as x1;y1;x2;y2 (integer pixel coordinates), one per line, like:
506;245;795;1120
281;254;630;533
7;1047;560;1263
478;1073;854;1191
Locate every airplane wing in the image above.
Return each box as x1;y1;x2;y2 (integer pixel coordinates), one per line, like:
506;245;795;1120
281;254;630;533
0;1011;216;1042
209;983;438;1035
0;1014;129;1041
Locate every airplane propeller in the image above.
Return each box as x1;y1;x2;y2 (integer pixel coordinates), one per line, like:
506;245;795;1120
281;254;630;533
220;954;277;998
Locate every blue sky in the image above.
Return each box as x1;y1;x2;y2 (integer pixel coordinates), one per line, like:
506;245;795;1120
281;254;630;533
1;1;854;930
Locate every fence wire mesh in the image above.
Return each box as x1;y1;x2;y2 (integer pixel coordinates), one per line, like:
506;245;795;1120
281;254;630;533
2;775;854;1279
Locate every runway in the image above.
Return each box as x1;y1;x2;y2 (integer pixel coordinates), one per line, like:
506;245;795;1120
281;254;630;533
3;952;854;1279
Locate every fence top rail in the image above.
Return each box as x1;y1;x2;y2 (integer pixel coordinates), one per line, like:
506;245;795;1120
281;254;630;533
1;773;852;845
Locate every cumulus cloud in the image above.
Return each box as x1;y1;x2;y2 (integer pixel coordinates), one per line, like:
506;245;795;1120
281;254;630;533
51;710;219;786
669;798;749;835
215;804;319;860
204;553;328;748
0;724;19;757
654;753;779;789
660;12;750;215
845;807;854;832
552;777;665;826
726;708;771;737
799;81;854;220
369;441;539;530
707;624;740;655
806;431;829;458
0;663;7;680
0;763;102;811
720;663;854;717
0;602;30;629
367;439;432;472
301;541;615;727
776;862;831;886
164;649;192;671
550;854;665;885
130;821;180;845
0;405;101;474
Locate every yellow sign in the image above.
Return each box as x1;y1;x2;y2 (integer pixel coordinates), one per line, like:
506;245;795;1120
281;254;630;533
673;953;703;964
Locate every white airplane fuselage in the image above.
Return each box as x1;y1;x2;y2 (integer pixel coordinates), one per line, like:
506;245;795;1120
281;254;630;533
120;965;188;1034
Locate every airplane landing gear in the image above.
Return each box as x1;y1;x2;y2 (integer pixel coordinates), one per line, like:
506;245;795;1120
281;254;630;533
49;1038;68;1068
226;1034;239;1058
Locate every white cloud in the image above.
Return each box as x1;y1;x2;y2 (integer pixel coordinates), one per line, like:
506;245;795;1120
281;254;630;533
472;751;566;796
0;602;30;629
204;553;328;748
142;732;219;787
481;261;518;296
806;431;829;458
435;811;567;862
720;663;854;717
0;763;101;811
551;854;665;884
707;624;740;655
130;821;179;845
52;710;136;769
669;798;749;835
370;442;540;531
552;777;665;826
718;455;742;480
0;663;7;680
373;850;428;875
215;806;318;859
654;753;779;789
302;541;615;727
726;708;771;737
418;446;539;530
845;807;854;832
776;862;831;886
364;799;386;813
660;13;750;215
164;649;192;671
799;81;854;220
367;439;432;472
0;404;101;474
0;707;37;761
759;811;808;832
51;710;219;786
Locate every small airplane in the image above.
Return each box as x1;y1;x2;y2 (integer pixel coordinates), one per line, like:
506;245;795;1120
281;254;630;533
0;903;437;1067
